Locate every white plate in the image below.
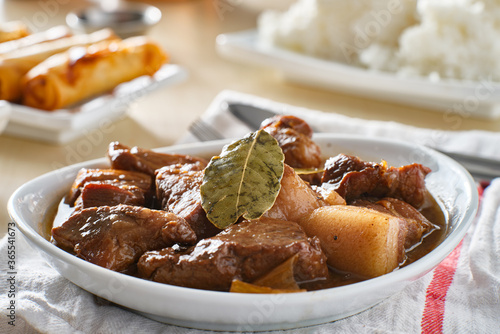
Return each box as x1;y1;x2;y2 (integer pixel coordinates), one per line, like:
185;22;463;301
8;135;478;331
3;64;188;144
216;30;500;120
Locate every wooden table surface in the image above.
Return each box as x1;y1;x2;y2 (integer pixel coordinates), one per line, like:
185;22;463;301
1;0;499;237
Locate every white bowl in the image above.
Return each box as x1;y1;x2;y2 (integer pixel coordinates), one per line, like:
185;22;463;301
8;134;478;331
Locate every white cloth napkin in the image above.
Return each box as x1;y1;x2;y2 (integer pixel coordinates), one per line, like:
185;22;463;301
180;91;500;161
2;90;499;334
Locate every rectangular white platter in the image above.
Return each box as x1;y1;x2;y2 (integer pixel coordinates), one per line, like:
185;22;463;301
216;30;500;120
3;64;188;144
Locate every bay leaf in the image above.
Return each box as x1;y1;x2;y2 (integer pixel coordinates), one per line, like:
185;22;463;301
200;130;285;229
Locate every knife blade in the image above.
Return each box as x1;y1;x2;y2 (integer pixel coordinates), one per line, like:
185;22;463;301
227;102;500;180
227;102;279;130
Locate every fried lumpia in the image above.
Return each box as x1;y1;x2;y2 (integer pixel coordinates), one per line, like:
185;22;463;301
0;29;118;102
0;25;72;56
22;37;168;111
0;21;29;43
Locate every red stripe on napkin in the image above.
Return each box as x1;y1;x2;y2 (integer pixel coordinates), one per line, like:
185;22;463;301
421;182;487;333
421;240;464;334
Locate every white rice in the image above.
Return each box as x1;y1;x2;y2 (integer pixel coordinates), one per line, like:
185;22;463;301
258;0;500;81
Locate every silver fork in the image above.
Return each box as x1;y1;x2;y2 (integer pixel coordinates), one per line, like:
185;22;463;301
188;118;225;142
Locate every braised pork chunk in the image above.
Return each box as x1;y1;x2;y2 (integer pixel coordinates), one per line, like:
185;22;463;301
156;164;221;240
66;168;153;208
138;218;328;291
107;141;207;176
75;182;147;209
321;154;431;208
260;115;323;184
52;205;196;272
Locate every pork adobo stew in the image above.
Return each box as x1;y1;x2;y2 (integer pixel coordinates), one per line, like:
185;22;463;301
50;115;444;293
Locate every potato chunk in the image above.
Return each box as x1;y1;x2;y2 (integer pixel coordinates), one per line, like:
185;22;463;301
264;164;326;222
300;205;407;278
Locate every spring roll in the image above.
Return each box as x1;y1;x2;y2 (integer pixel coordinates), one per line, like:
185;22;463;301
22;37;168;111
0;29;118;102
0;21;30;43
0;25;72;56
